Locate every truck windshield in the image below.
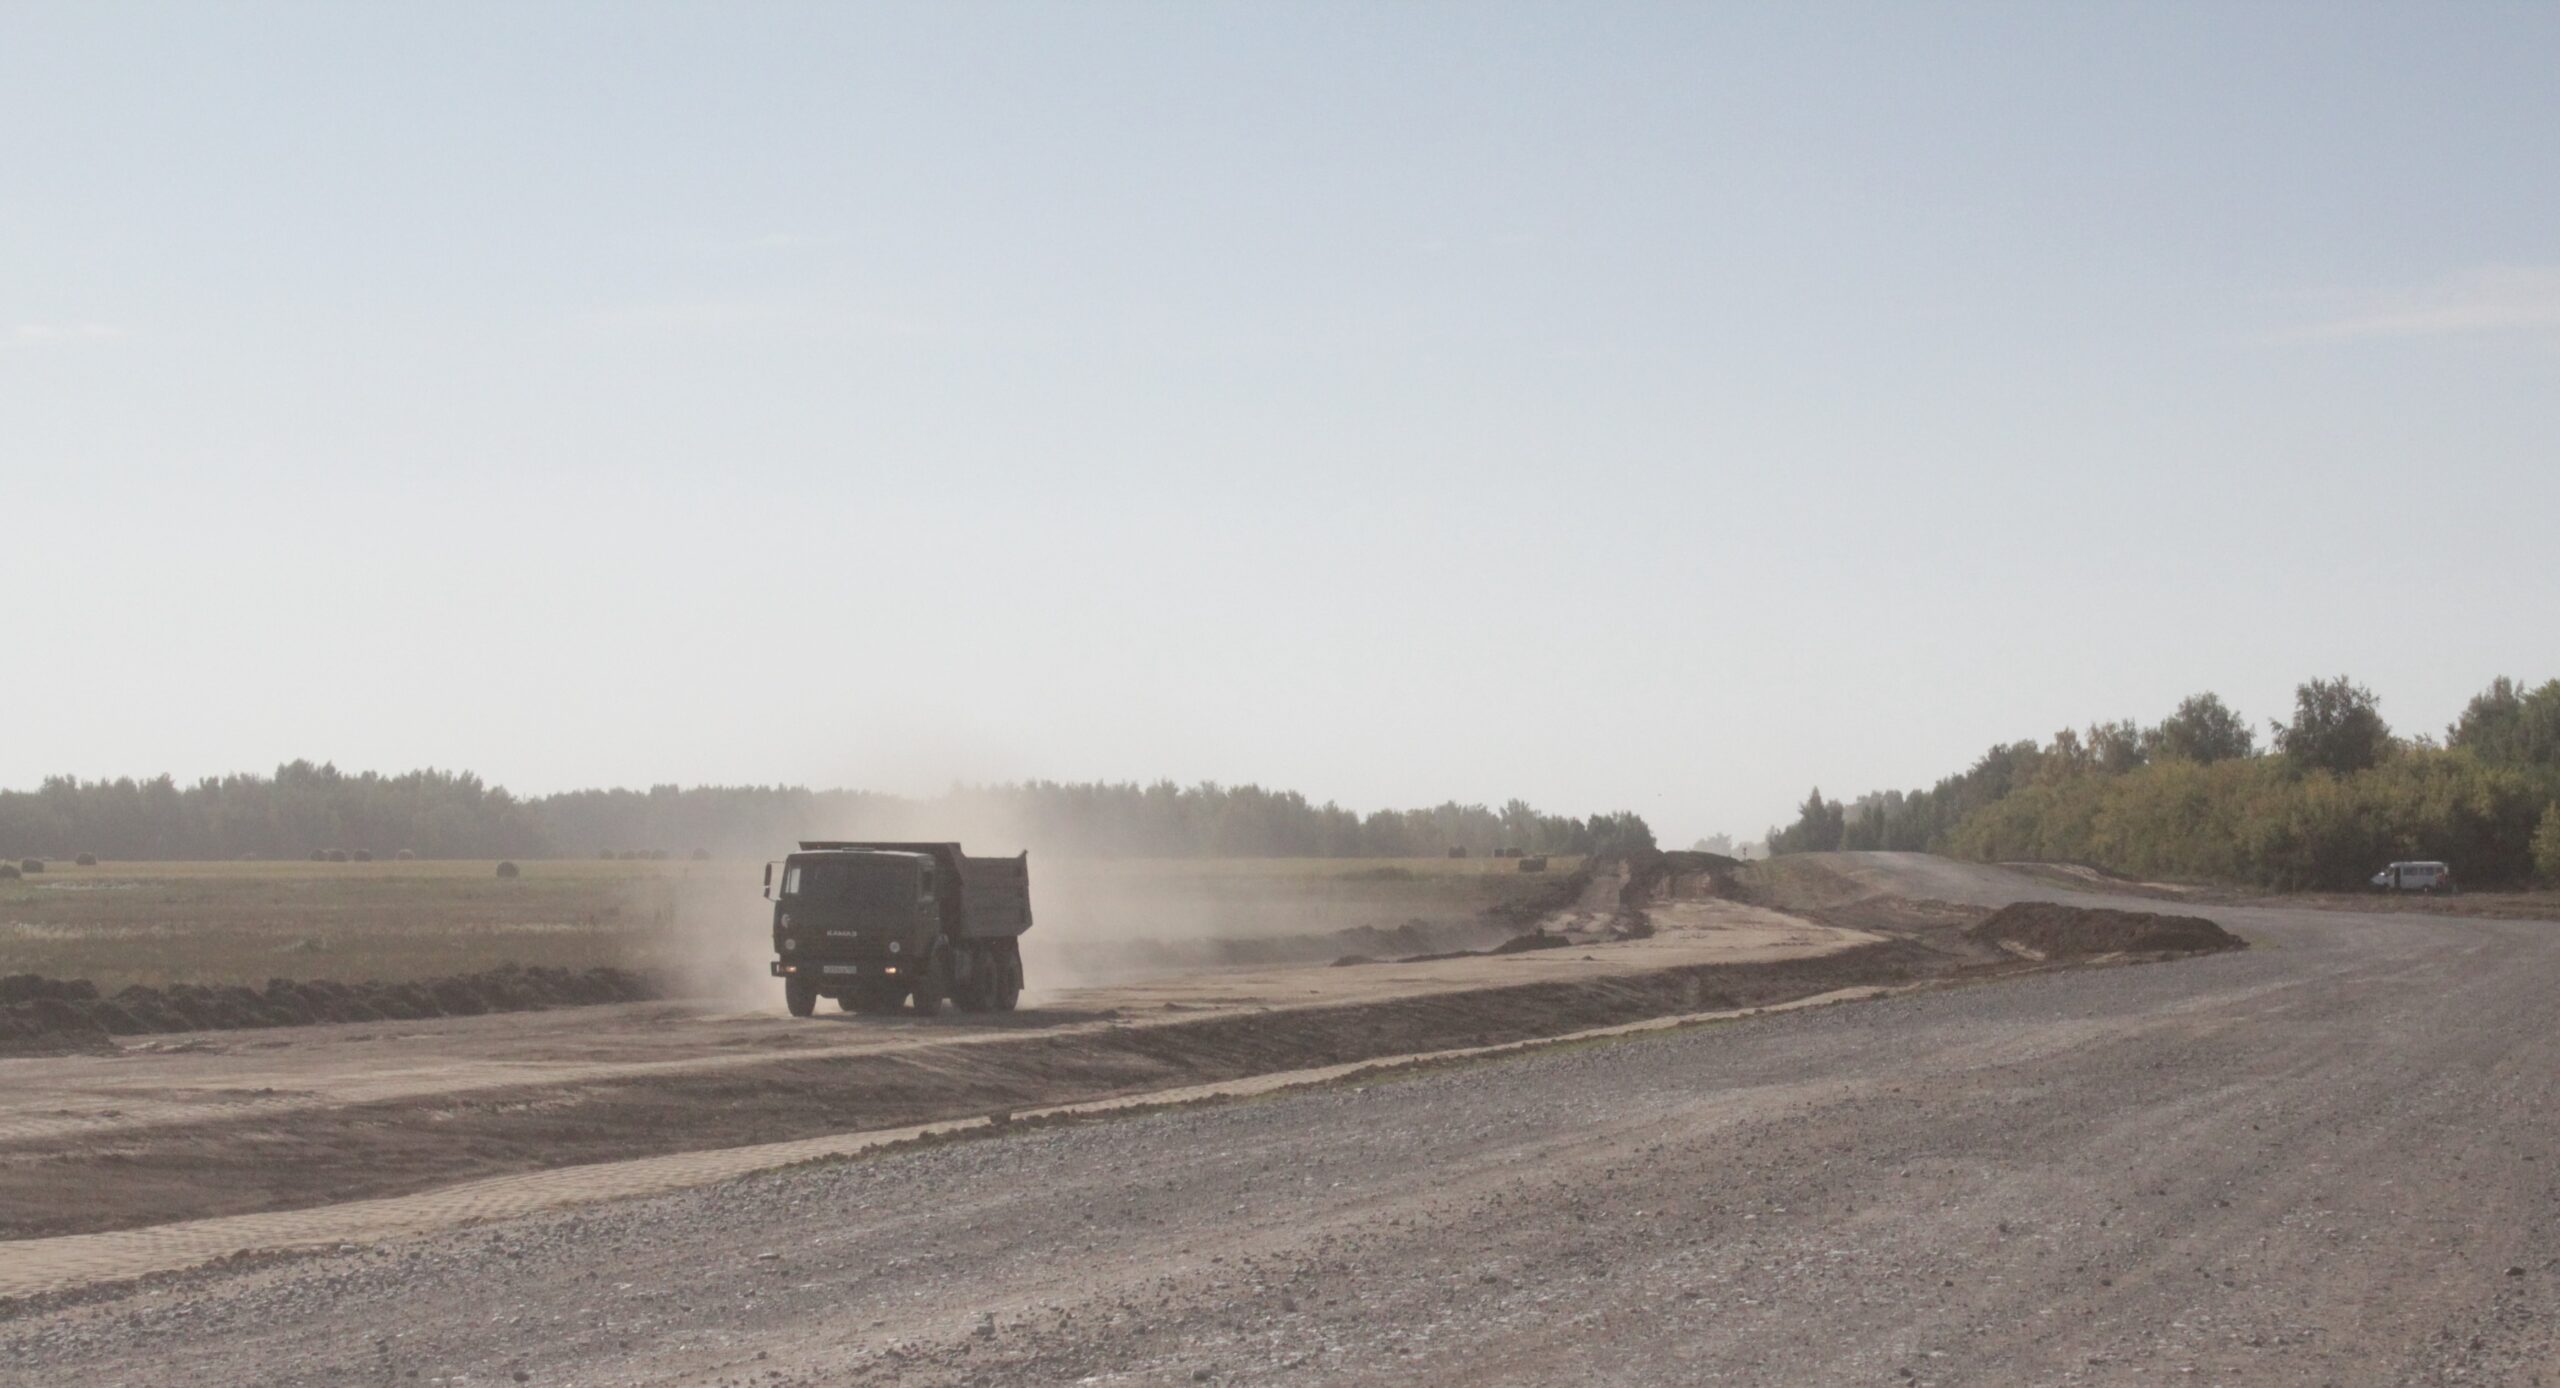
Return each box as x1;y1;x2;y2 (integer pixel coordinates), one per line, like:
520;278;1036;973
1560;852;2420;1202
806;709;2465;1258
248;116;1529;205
783;857;916;915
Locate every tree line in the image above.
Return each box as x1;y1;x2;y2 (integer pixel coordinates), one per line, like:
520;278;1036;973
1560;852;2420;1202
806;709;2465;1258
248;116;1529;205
0;761;1656;862
1768;677;2560;888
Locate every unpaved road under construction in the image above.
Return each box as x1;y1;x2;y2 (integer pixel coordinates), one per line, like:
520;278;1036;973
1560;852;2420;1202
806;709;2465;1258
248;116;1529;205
0;865;1902;1247
8;853;2560;1386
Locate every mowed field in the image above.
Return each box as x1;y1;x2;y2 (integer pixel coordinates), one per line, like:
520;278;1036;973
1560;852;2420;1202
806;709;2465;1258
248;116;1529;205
0;855;1585;991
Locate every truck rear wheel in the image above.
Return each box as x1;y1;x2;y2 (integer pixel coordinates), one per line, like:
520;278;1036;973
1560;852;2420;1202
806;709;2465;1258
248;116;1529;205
951;945;999;1013
993;939;1022;1012
784;976;817;1018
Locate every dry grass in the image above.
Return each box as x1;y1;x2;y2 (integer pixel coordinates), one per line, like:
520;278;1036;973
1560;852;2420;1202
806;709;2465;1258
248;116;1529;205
0;856;1583;990
0;859;713;989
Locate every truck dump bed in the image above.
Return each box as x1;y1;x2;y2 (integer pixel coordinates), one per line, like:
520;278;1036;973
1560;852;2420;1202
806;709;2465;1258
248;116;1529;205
795;841;1033;940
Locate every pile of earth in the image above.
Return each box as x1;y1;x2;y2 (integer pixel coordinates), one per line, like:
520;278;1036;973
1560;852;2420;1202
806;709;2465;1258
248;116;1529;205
1967;901;2244;958
1624;848;1745;905
0;965;659;1051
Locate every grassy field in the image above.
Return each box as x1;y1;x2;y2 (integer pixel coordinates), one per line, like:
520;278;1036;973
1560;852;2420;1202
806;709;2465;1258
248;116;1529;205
0;856;1583;990
0;858;714;989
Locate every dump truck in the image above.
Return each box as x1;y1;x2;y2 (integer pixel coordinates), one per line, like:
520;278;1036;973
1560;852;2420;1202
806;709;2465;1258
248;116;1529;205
764;841;1031;1016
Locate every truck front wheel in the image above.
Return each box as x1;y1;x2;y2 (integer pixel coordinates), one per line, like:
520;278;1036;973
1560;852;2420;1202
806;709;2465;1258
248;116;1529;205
784;976;817;1018
908;948;947;1016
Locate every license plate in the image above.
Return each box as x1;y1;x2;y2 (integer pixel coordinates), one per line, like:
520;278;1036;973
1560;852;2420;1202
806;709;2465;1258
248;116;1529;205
822;965;860;975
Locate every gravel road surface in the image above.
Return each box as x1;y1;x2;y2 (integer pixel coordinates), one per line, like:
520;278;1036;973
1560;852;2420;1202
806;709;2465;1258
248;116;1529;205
5;854;2555;1386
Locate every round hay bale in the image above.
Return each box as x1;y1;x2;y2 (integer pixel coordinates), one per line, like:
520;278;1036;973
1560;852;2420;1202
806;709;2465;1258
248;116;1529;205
19;858;43;874
352;849;373;862
495;860;521;879
395;849;415;861
75;852;98;867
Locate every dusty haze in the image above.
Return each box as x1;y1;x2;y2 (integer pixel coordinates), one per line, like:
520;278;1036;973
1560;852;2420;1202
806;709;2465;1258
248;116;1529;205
7;7;2555;845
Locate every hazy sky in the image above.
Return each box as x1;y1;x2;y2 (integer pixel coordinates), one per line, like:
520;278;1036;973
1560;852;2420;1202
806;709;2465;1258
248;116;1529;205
4;3;2555;845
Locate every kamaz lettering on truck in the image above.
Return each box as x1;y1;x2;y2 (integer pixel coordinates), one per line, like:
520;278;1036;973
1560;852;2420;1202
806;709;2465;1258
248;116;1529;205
764;841;1031;1016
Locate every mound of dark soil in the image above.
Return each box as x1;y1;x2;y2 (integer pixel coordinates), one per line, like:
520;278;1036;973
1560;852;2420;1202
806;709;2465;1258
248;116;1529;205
0;975;100;1006
1340;926;1584;967
1486;928;1576;956
0;965;661;1052
1968;902;2243;957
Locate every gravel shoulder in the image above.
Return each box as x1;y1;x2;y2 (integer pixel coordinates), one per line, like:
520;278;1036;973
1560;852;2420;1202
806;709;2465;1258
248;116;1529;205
7;854;2555;1386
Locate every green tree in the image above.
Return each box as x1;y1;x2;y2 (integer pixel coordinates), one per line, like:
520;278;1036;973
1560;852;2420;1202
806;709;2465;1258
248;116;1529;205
2086;720;2148;774
2449;677;2560;768
2150;692;2257;764
2274;676;2392;775
2535;804;2560;884
1772;787;1845;854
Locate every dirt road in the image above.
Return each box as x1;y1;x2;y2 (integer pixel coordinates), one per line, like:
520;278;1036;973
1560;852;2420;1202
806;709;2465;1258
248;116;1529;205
9;854;2557;1385
0;878;1883;1244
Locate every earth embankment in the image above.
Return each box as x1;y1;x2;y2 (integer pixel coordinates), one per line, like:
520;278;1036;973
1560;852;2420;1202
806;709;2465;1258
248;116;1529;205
0;967;657;1053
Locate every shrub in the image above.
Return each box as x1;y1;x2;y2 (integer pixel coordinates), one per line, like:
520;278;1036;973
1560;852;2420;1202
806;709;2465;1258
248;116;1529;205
75;852;98;867
19;858;42;874
0;864;18;880
495;860;521;879
2535;805;2560;885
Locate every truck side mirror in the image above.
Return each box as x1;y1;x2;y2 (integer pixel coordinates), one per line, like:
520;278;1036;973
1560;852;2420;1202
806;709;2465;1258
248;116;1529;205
762;862;774;899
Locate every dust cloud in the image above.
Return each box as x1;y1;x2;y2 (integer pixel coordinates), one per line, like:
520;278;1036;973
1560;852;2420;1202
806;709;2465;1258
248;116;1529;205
644;868;784;1011
637;839;1542;1013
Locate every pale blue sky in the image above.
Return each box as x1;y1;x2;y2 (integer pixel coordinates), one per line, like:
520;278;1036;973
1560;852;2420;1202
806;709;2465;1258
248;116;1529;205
4;3;2555;845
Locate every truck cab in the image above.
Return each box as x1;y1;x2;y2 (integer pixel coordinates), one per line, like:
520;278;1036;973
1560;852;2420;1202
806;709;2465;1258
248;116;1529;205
764;841;1029;1017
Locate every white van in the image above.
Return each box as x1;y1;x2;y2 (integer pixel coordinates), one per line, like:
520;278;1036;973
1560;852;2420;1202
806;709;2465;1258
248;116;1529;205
2370;860;2457;894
